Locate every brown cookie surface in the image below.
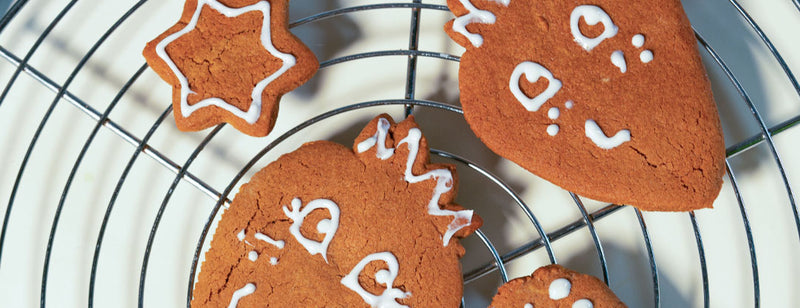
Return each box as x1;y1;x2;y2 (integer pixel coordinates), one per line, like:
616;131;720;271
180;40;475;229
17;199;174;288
143;0;318;137
191;115;482;307
491;264;626;308
445;0;725;211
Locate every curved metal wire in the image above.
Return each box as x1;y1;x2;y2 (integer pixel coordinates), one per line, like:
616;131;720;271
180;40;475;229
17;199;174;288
0;0;29;36
0;0;78;271
570;193;611;285
716;2;800;241
725;161;761;307
289;3;448;28
140;125;224;308
88;104;173;308
0;0;77;107
474;229;509;283
431;149;557;264
634;209;660;308
689;211;710;308
33;2;149;306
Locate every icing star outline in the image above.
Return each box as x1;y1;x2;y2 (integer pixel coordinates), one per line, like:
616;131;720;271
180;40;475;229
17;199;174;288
155;0;293;125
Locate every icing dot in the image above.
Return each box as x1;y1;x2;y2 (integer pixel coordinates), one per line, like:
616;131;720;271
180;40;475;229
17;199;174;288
573;299;594;308
317;219;332;233
375;269;391;285
270;257;278;265
524;304;534;308
247;251;258;261
632;34;645;48
640;50;654;63
236;229;245;241
548;107;560;120
549;278;571;299
547;124;560;136
565;100;574;109
611;50;627;73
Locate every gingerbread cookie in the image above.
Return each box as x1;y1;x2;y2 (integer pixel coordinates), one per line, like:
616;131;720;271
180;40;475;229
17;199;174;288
491;264;626;308
191;115;482;307
445;0;725;211
143;0;318;137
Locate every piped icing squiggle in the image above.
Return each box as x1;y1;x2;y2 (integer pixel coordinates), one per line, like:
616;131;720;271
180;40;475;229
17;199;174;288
585;119;630;149
254;232;285;249
341;252;411;308
228;283;255;308
510;61;563;112
357;117;395;159
282;198;340;262
155;0;296;124
359;118;475;246
570;5;618;51
452;0;510;47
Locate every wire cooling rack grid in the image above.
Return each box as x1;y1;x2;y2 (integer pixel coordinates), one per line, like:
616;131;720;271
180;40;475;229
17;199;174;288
0;0;798;307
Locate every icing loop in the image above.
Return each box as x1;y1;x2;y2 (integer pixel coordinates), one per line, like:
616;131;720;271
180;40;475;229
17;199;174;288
570;5;618;51
585;120;631;149
510;61;563;112
282;198;340;262
341;252;411;308
155;0;296;124
359;121;475;247
357;117;395;159
452;0;510;47
228;283;256;308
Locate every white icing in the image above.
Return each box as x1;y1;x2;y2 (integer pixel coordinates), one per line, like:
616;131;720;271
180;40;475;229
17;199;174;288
570;5;618;51
549;278;571;300
254;232;285;249
611;50;627;73
357;117;395;159
228;283;255;308
548;107;560;120
565;100;574;109
547;124;559;136
640;50;654;63
573;299;594;308
341;252;410;308
236;229;245;241
358;122;475;247
451;0;510;47
524;304;534;308
398;129;474;246
632;34;645;48
585;119;630;149
282;198;340;262
510;62;563;112
154;0;296;124
270;257;278;265
247;251;258;261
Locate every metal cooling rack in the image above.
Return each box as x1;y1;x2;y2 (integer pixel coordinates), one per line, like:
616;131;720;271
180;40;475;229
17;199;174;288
0;0;798;307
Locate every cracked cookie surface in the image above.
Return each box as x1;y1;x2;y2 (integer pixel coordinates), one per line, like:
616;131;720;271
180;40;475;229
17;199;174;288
191;115;481;307
445;0;725;211
143;0;318;137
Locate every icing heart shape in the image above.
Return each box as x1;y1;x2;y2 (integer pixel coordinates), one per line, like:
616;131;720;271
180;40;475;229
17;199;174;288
191;115;481;307
445;0;725;211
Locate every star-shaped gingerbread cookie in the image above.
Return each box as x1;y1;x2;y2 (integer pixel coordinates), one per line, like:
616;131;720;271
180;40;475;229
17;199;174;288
143;0;318;137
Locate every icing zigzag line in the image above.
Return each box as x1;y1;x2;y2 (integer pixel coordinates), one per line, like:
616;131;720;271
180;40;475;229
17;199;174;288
451;0;510;48
358;118;474;246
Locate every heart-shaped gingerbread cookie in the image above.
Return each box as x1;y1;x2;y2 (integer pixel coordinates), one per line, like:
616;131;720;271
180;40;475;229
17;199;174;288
191;115;481;307
445;0;725;211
